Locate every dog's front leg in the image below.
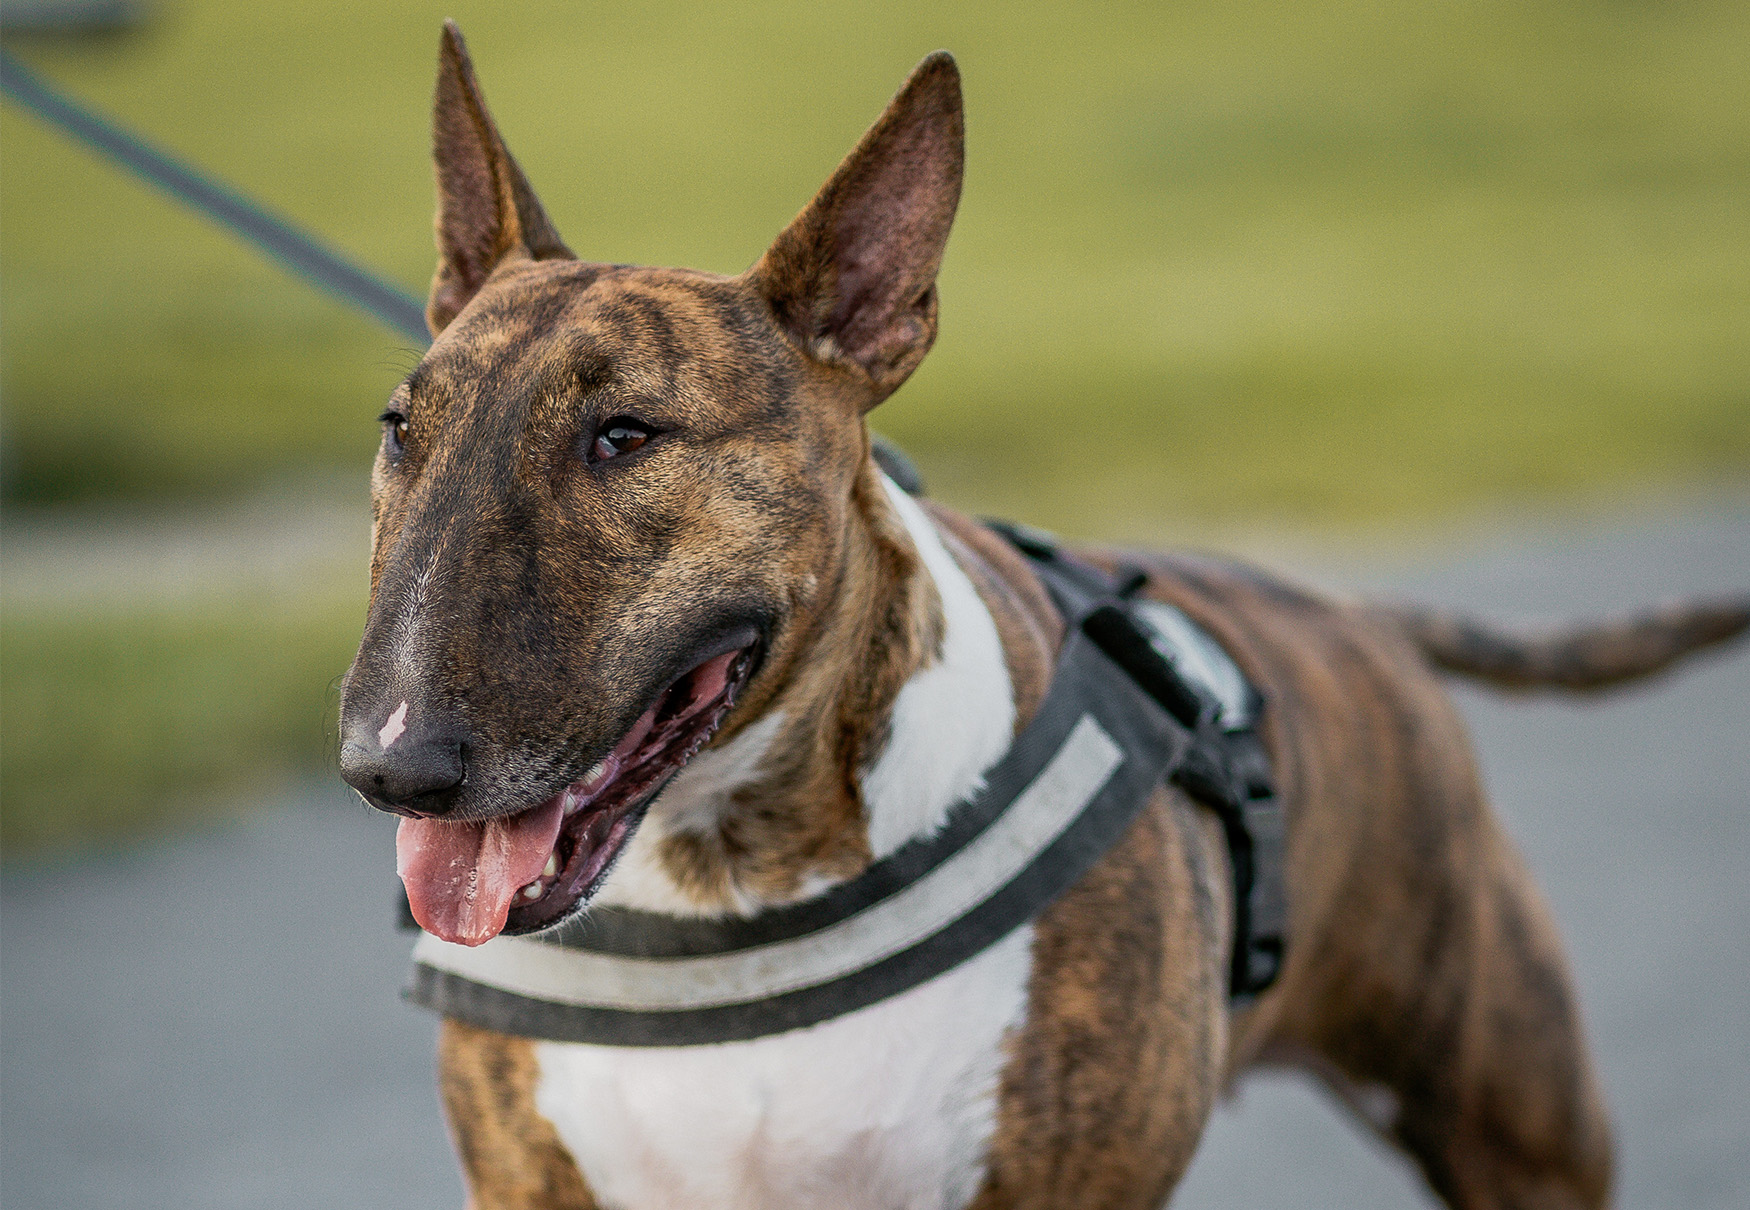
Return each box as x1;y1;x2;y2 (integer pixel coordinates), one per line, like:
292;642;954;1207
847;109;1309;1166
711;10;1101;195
439;1020;599;1210
969;795;1232;1209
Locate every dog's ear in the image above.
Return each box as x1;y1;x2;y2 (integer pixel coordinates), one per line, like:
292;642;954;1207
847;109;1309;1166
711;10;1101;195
426;20;573;336
749;52;964;405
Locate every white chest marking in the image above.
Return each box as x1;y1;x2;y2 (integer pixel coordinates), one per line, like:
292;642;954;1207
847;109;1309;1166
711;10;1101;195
530;476;1027;1209
863;482;1018;858
535;927;1031;1210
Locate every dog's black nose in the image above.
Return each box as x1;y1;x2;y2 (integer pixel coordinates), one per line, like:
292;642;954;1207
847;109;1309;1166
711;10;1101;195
339;719;469;817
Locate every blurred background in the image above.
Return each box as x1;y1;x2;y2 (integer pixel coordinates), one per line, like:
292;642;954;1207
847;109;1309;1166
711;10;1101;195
3;0;1747;849
1;1;1746;1207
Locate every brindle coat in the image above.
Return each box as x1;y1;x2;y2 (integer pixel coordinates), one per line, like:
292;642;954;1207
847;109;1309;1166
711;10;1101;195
340;23;1748;1209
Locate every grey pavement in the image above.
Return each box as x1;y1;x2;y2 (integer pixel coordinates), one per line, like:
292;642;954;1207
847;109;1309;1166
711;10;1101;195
3;502;1747;1209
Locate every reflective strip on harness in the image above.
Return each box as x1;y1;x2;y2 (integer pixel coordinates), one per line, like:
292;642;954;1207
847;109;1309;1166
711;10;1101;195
416;716;1120;1011
408;630;1189;1045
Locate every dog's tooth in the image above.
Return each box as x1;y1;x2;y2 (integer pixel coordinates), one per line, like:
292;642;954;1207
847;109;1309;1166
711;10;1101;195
521;882;542;900
543;853;558;878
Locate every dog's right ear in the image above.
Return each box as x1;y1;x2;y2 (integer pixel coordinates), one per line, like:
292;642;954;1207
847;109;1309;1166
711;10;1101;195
749;52;964;406
426;20;572;336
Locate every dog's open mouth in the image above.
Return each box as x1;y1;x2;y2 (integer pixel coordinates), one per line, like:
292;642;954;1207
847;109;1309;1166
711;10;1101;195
396;642;757;947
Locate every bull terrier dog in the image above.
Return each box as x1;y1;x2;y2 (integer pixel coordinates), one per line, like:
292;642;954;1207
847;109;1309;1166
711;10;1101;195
338;22;1749;1209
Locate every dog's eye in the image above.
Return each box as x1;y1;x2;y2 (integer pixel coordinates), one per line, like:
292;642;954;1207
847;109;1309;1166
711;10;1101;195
592;418;652;462
380;410;410;456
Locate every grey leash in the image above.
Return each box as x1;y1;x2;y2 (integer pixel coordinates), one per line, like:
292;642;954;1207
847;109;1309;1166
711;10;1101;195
0;47;429;343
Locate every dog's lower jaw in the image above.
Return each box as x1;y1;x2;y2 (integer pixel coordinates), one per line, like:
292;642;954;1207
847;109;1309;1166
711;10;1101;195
509;643;759;931
584;710;793;918
400;642;757;944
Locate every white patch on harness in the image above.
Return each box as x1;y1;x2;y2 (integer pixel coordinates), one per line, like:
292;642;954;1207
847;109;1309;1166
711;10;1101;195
1132;600;1253;729
378;700;408;750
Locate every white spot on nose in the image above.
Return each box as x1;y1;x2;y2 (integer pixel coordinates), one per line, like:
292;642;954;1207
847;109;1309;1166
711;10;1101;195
379;701;409;750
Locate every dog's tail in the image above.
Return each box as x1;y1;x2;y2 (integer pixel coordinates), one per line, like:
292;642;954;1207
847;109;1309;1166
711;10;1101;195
1379;595;1750;692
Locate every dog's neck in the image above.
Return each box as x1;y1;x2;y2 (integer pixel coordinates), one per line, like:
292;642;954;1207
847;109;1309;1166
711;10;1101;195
590;466;1017;918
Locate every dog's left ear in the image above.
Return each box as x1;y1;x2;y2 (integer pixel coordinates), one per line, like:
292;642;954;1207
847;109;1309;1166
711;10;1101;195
427;19;573;336
749;52;964;405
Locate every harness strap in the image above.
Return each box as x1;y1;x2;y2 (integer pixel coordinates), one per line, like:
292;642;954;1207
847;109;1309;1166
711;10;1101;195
411;628;1186;1044
984;522;1287;996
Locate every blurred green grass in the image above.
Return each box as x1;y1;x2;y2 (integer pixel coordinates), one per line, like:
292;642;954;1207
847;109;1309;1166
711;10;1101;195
4;0;1746;519
1;593;362;851
2;0;1747;849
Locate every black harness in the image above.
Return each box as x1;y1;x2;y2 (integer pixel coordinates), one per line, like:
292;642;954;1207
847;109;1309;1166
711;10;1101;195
403;523;1287;1046
987;522;1287;998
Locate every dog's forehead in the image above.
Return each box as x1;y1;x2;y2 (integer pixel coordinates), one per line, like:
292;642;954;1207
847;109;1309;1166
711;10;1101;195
428;261;777;386
408;262;812;459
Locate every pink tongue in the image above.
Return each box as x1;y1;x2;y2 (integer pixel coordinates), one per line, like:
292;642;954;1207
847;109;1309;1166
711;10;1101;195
685;651;738;716
396;651;743;945
396;796;566;946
